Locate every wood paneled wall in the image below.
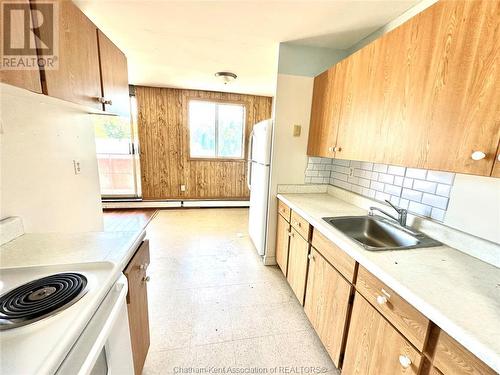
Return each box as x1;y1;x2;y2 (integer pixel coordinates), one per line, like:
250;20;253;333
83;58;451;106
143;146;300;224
135;86;273;200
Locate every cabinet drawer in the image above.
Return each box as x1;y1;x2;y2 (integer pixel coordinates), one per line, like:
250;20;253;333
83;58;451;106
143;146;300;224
311;229;356;282
278;200;291;222
427;327;496;375
356;266;430;351
290;211;311;240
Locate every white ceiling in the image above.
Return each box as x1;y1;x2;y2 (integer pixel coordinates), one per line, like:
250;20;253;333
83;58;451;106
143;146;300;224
74;1;421;97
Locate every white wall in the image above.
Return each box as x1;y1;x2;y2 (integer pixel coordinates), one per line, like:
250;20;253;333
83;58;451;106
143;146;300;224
0;84;104;233
265;74;314;263
445;174;500;244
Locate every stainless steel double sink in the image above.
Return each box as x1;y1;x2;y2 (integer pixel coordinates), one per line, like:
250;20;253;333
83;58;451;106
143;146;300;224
323;215;442;251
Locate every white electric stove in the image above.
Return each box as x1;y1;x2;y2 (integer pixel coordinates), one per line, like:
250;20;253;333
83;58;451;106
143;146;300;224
0;262;134;375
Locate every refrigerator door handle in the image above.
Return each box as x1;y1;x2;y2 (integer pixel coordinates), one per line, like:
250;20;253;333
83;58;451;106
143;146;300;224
247;131;254;190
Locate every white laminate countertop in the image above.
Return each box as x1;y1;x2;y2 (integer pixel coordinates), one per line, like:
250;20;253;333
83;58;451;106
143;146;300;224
277;193;500;373
0;230;146;273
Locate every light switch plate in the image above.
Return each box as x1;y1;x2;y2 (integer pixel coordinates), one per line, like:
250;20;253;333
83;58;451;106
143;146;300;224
293;124;301;137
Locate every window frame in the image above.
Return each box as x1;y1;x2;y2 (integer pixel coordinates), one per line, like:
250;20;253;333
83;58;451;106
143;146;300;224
187;98;247;161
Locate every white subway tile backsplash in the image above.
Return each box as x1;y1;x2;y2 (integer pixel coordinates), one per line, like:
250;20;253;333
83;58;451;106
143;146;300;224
394;176;404;187
408;201;432;216
332;179;351;190
436;184;451;197
375;191;391;202
399;198;409;210
388;165;405;176
304;157;456;222
384;184;402;196
422;193;449;210
363;188;376;198
378;173;394;184
331;172;348;181
334;165;350;174
373;163;388;173
431;207;446;221
413;179;437;193
348;176;359;185
357;178;371;188
389;195;400;206
426;170;455;184
406;168;427;179
360;162;373;171
333;159;350;166
401;188;423;202
370;181;385;192
403;178;413;188
305;170;319;177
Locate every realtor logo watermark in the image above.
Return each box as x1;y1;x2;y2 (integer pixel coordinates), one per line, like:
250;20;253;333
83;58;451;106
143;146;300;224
1;0;59;70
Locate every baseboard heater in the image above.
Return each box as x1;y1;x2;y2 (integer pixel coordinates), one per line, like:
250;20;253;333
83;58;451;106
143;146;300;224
102;200;250;209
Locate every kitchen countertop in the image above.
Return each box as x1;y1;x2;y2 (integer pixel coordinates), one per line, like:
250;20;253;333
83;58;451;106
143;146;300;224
277;193;500;373
0;230;146;272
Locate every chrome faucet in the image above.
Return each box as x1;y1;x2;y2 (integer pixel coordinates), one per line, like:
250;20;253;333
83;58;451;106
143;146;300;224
369;200;408;227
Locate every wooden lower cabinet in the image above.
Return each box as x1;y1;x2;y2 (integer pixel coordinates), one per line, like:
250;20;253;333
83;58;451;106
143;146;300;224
342;293;422;375
286;228;309;304
275;214;290;276
304;248;352;367
426;327;497;375
124;240;151;375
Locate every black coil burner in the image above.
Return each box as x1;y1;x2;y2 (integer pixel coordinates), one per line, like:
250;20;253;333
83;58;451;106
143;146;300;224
0;273;88;330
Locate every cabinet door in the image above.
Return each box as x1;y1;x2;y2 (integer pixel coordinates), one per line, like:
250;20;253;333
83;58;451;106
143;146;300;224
124;240;151;375
343;293;422;375
286;228;309;304
97;30;130;116
37;0;102;109
275;213;290;276
304;248;352;367
0;0;42;93
333;0;500;175
307;68;339;158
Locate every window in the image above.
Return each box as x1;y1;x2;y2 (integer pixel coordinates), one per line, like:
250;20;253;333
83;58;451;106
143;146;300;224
188;100;246;159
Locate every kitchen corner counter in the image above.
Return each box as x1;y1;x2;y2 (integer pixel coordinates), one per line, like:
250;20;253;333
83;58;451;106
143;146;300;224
277;192;500;373
0;230;146;273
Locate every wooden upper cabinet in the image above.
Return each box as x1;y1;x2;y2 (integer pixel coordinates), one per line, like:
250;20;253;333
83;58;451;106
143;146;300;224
307;68;338;158
342;293;422;375
37;0;102;109
304;248;352;367
311;0;500;176
97;30;130;116
0;0;42;93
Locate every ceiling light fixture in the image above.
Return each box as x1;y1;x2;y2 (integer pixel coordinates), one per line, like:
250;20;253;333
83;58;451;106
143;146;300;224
215;71;237;85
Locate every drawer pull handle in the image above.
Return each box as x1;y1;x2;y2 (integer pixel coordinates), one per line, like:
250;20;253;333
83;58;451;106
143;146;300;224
398;355;412;368
376;295;388;305
142;276;151;283
471;151;486;161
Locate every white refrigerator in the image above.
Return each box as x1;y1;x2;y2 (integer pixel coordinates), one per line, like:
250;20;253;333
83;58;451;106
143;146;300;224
247;119;273;256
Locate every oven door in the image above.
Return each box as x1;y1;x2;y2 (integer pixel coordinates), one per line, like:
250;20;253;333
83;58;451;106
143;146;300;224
56;275;134;375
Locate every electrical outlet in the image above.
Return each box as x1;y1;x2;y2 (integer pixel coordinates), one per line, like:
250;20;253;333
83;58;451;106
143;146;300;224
180;184;186;192
73;160;81;175
293;124;301;137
